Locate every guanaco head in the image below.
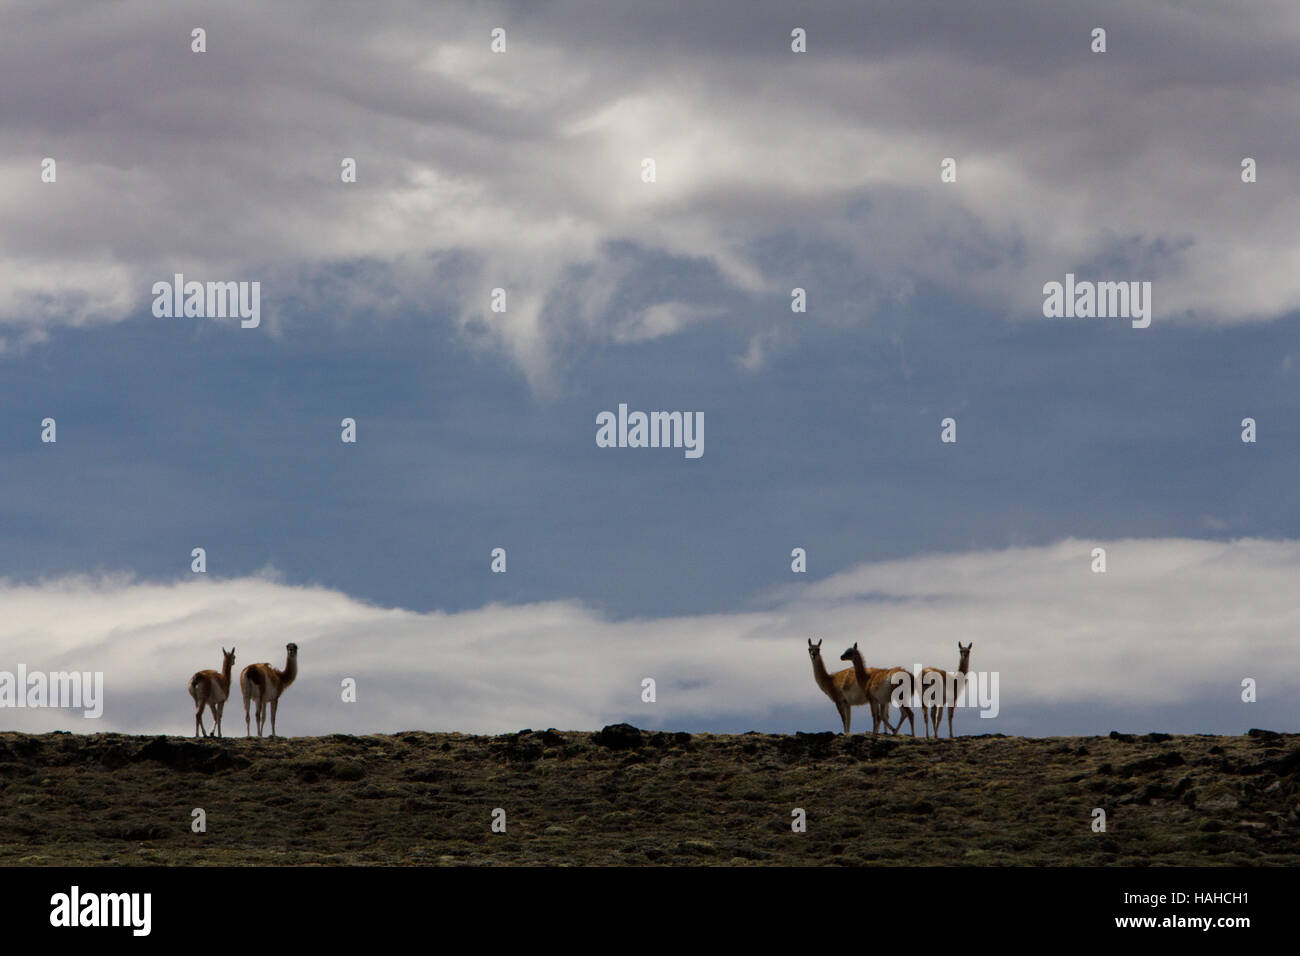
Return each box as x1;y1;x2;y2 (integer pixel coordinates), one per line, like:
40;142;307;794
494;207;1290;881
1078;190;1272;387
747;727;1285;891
958;641;972;669
806;638;823;661
221;647;236;668
838;642;860;663
286;642;298;655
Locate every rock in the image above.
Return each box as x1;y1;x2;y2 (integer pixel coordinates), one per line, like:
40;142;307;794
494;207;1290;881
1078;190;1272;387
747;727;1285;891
133;737;249;773
1247;728;1282;741
1108;731;1136;742
493;733;543;762
648;731;692;749
1262;748;1300;777
1143;732;1173;743
592;724;644;750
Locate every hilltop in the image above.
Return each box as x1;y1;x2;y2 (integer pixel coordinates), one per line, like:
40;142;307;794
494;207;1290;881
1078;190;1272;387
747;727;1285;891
1;727;1296;865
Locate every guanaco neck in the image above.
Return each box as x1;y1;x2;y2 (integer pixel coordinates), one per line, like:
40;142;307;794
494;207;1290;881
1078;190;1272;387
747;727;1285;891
279;651;298;689
846;648;870;691
810;651;835;694
218;656;233;690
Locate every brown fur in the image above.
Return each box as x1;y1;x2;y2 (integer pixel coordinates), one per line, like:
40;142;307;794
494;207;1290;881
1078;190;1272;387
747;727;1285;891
188;647;235;738
922;642;971;738
841;643;915;736
240;643;298;738
808;638;897;735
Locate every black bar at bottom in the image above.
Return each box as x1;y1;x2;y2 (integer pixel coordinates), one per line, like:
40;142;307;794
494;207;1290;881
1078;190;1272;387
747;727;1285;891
2;865;1274;942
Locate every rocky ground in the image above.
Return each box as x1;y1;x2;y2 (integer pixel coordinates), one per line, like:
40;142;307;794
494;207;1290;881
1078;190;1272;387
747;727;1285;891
1;726;1296;865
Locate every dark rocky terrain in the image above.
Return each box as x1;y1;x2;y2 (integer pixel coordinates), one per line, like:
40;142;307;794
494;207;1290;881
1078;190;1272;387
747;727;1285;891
1;727;1296;865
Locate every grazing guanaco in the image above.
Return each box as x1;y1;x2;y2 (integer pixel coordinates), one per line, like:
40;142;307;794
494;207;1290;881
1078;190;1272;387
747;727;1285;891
921;642;972;738
808;638;896;735
240;643;298;738
188;647;236;738
840;642;916;736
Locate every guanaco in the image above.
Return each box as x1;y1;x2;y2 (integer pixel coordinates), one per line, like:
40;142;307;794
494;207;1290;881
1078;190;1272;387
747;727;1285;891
808;638;896;735
240;643;298;738
921;642;972;738
840;642;916;736
188;647;235;738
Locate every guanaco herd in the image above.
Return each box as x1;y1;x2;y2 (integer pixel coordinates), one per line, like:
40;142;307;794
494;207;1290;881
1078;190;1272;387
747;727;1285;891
188;637;959;740
187;643;298;738
809;638;973;738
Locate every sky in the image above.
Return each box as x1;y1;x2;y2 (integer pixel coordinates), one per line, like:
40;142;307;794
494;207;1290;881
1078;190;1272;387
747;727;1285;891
1;0;1298;737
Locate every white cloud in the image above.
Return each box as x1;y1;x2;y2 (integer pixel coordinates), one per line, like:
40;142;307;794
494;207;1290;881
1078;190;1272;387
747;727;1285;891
5;2;1300;388
0;537;1294;736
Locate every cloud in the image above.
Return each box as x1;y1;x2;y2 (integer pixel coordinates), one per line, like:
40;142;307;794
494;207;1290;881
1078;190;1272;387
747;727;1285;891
0;537;1294;736
4;1;1300;388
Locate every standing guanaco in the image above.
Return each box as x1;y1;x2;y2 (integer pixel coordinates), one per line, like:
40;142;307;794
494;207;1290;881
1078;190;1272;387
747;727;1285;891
188;647;235;738
921;642;972;738
840;642;916;736
808;638;896;735
240;643;298;738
